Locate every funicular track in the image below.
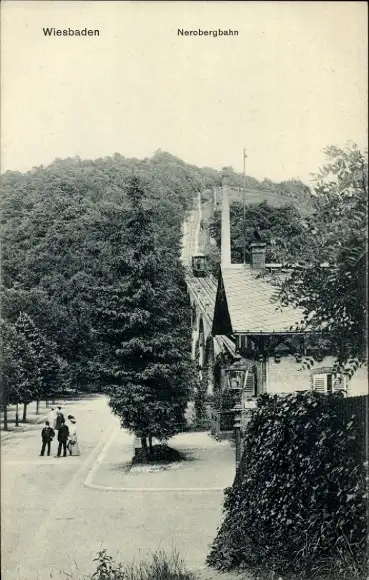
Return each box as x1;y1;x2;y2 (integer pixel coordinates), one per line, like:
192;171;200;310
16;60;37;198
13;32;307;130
182;192;237;358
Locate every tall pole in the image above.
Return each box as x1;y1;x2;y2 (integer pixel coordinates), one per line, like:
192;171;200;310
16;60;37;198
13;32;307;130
243;149;247;263
233;402;242;474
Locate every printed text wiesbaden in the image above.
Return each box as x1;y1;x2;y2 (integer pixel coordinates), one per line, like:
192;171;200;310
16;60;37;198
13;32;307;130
43;28;100;37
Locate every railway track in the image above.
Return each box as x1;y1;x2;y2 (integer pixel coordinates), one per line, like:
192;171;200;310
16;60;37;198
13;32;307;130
185;268;237;357
182;193;238;358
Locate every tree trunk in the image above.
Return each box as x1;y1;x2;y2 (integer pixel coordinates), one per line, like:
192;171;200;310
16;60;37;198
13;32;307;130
15;403;19;427
36;399;40;415
148;435;153;454
140;437;148;459
22;403;28;422
45;399;49;408
3;406;8;431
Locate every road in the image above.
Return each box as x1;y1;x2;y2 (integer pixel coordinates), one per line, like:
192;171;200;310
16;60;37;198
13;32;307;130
1;395;235;579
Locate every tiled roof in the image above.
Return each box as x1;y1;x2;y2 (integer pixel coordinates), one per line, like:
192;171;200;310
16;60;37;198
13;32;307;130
221;264;304;334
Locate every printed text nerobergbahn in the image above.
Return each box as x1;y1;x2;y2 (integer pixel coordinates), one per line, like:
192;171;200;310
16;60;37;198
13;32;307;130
178;29;238;37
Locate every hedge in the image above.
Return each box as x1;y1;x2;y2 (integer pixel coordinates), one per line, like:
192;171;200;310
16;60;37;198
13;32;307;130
207;391;368;579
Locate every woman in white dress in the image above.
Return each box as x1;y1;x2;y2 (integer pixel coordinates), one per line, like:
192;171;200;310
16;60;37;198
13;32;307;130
48;408;57;429
67;416;80;456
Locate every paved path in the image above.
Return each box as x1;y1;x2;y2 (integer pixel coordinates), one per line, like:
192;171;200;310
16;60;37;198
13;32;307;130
1;395;242;580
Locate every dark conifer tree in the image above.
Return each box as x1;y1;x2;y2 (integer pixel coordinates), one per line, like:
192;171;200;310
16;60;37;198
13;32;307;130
93;176;194;453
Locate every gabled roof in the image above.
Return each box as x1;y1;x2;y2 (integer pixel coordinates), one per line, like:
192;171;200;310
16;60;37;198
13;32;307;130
212;264;305;335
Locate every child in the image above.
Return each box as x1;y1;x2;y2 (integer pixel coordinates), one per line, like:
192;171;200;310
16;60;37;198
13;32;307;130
40;420;55;457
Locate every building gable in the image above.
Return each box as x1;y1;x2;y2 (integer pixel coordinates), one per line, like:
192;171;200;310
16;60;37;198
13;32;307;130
212;271;233;336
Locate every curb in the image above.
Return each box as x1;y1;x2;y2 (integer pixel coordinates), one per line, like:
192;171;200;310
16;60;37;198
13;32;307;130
83;427;231;494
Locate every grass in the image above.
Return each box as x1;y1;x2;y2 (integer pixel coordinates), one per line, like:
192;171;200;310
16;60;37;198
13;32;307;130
45;551;198;580
90;549;198;580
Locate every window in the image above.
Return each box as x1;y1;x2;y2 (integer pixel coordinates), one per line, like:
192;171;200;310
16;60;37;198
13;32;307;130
312;372;346;395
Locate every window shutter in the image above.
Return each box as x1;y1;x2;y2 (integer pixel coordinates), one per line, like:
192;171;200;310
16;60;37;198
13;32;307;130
236;335;241;351
333;375;347;395
313;374;327;393
262;361;267;390
243;370;255;397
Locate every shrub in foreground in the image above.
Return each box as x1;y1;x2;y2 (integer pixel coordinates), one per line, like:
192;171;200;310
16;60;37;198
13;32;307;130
207;391;368;579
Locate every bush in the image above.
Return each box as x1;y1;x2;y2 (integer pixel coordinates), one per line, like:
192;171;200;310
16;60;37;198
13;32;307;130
91;549;198;580
132;445;185;465
194;385;206;422
184;418;212;432
208;391;368;579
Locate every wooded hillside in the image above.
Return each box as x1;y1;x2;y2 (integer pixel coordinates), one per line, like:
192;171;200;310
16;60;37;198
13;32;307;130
0;151;220;413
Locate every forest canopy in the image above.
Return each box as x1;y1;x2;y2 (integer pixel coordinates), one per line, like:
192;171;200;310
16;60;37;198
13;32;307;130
1;151;219;419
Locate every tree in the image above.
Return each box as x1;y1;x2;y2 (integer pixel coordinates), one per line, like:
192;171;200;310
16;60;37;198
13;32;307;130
209;201;306;264
92;176;194;454
1;321;19;429
14;312;61;412
0;320;38;426
277;144;368;369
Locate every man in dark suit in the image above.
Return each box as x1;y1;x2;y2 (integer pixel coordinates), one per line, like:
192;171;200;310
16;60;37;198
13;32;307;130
55;407;65;431
56;419;69;457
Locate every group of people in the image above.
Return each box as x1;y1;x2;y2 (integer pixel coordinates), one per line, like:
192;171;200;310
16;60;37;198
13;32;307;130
40;406;80;458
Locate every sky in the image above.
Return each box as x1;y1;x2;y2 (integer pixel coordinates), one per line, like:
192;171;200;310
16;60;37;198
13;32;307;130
1;1;367;184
